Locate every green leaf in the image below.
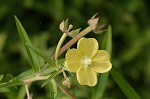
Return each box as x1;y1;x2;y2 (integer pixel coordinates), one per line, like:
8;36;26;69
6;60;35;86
15;68;56;81
92;72;109;99
25;43;55;68
16;85;26;99
111;69;141;99
68;28;81;38
16;84;31;99
14;16;40;73
0;80;23;88
14;69;36;80
101;25;112;54
42;71;61;87
49;79;57;99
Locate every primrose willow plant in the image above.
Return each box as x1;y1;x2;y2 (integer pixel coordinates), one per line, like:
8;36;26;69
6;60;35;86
65;38;112;86
0;14;114;99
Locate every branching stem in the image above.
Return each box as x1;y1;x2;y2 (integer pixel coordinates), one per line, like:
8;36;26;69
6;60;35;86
25;83;31;99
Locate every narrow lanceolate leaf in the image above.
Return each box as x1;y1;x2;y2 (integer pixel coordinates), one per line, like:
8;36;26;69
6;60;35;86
49;79;57;99
111;69;141;99
14;16;40;73
93;25;112;99
0;80;24;88
14;69;36;80
101;25;112;54
16;85;27;99
41;71;61;87
25;43;55;68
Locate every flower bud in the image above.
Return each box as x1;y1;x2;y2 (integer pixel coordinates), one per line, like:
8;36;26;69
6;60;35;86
62;78;71;88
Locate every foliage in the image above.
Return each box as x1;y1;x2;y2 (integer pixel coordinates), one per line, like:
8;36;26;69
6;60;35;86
0;0;150;99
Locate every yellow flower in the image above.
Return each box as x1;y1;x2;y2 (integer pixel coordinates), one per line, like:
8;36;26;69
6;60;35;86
65;38;112;86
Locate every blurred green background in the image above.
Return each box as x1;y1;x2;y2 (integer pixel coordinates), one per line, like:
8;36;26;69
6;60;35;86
0;0;150;99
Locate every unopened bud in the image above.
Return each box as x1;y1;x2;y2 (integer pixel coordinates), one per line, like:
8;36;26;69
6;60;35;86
88;13;106;34
62;78;71;88
59;19;73;33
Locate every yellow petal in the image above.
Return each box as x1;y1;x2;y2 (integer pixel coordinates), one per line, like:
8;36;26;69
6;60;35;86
77;67;97;86
92;50;110;62
65;49;83;72
91;62;112;73
77;38;99;58
92;50;112;73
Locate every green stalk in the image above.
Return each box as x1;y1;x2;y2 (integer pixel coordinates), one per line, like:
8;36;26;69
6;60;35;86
55;33;67;67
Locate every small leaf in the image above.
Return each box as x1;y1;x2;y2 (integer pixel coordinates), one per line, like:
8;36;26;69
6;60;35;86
14;16;40;73
25;43;55;68
49;79;57;99
42;71;61;87
68;28;81;38
0;80;23;88
111;69;141;99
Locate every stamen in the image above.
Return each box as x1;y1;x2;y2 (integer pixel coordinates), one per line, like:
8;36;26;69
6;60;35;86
82;57;91;67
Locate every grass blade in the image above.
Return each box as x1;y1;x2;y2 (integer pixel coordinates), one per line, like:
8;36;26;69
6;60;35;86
25;43;56;68
14;16;40;73
111;69;141;99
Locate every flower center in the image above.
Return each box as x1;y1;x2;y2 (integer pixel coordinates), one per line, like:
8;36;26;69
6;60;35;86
82;57;91;67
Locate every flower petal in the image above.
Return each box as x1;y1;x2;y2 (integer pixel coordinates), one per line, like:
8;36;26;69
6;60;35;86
92;62;112;73
92;50;110;62
77;67;97;86
92;50;112;73
77;38;99;58
65;49;83;72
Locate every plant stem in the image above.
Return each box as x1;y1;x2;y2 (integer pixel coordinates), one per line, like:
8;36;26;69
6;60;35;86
57;83;74;99
25;84;31;99
55;33;67;67
62;68;67;79
23;75;50;83
52;26;92;59
39;63;49;75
